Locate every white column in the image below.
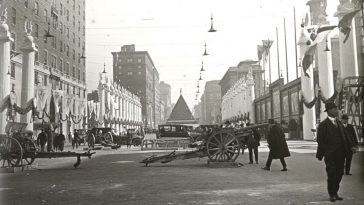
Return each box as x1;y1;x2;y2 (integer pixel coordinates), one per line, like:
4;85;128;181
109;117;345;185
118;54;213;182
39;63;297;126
298;29;316;140
317;37;334;121
20;22;37;131
335;3;359;79
246;70;255;123
0;12;13;135
98;82;105;127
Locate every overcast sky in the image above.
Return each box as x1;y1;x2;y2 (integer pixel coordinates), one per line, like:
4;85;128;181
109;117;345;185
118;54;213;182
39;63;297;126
85;0;339;110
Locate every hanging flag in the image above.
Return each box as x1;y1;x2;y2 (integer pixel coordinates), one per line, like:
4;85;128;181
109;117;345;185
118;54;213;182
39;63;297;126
301;25;336;78
338;9;361;43
262;40;274;65
257;45;264;61
302;46;316;78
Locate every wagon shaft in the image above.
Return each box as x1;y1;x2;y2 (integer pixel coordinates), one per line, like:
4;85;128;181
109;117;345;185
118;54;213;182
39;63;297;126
35;150;96;168
140;149;206;166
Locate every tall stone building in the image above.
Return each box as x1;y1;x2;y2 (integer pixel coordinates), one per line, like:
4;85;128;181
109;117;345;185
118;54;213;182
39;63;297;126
3;0;87;134
112;44;160;128
219;60;262;98
200;80;221;125
159;81;171;124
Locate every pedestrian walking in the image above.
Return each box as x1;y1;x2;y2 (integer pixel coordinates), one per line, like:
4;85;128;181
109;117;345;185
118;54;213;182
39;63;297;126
68;131;72;144
247;127;261;164
72;130;80;149
37;129;47;152
316;103;356;202
45;127;54;152
261;119;290;171
57;131;66;151
340;114;359;176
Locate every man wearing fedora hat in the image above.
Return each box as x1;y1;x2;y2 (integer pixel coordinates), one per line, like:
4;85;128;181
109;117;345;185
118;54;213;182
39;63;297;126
340;114;359;175
316;102;355;202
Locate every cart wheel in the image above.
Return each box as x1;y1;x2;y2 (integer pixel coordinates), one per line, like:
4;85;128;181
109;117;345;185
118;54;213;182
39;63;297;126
0;136;23;167
22;138;37;165
206;131;240;162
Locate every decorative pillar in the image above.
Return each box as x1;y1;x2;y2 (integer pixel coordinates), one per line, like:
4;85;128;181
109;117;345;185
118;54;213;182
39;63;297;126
0;8;13;135
20;20;37;131
246;69;256;123
98;74;106;127
334;0;359;78
298;24;316;140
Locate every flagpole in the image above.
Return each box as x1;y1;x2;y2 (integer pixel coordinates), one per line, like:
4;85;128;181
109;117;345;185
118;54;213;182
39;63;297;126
284;17;289;83
276;27;281;79
268;38;271;84
293;7;298;79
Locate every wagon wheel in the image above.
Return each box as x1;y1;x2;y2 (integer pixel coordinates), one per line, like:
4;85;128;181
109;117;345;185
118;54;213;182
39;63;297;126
0;136;23;167
206;131;240;162
101;133;113;144
22;138;37;165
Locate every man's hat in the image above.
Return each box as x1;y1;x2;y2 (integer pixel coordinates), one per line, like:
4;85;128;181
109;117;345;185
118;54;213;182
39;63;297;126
341;114;349;120
324;102;337;112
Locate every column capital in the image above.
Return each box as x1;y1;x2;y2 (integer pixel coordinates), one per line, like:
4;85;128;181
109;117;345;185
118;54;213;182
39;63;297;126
0;8;13;42
20;20;37;53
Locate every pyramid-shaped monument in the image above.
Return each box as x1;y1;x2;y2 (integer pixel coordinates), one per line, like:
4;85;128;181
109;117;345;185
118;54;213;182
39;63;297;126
167;94;198;125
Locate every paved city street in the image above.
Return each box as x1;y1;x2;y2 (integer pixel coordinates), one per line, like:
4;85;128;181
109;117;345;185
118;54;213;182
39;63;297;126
1;142;363;205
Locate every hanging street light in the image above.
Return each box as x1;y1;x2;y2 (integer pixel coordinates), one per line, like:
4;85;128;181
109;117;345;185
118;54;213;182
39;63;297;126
200;61;205;71
208;13;217;32
203;42;209;56
80;46;86;59
199;72;202;80
44;21;55;38
102;62;107;73
324;39;330;52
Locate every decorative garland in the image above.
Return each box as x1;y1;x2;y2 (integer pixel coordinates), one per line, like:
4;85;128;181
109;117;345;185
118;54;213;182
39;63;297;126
318;90;338;104
301;94;317;109
71;114;83;124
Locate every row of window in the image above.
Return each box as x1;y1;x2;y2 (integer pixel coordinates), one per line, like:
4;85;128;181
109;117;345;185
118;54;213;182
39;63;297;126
34;71;86;98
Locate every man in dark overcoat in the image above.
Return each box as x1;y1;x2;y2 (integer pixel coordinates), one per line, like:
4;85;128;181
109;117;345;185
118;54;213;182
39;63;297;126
261;119;290;171
340;114;358;175
316;103;355;202
247;126;261;164
37;129;47;152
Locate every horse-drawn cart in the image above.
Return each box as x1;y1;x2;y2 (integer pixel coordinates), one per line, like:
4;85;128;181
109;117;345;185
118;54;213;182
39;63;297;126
0;122;95;169
140;123;268;166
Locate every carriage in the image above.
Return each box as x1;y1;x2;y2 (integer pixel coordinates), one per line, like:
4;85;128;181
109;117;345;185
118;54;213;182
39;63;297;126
0;122;95;169
140;123;268;166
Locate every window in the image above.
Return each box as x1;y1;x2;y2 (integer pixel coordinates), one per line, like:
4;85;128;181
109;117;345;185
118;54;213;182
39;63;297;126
82;71;85;82
60;22;63;33
60;3;63;15
66;10;69;21
24;0;28;8
44;75;48;86
72;65;75;77
34;2;39;15
127;71;133;75
73;0;75;10
34;24;39;38
34;50;39;62
78;5;81;15
11;8;16;24
35;71;39;84
51;55;57;68
65;63;70;75
72;16;75;26
59;40;63;52
77;53;80;64
127;58;132;63
138;58;142;63
66;45;69;56
44;50;48;65
77;68;81;80
10;62;15;78
59;58;63;72
72;33;75;43
52;36;57;48
72;49;75;60
78;37;80;47
10;33;15;51
138;71;142;75
67;28;69;38
78;21;80;31
44;9;48;23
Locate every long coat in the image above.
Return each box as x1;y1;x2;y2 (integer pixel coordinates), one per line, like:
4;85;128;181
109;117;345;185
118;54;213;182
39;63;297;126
316;118;354;160
267;124;290;159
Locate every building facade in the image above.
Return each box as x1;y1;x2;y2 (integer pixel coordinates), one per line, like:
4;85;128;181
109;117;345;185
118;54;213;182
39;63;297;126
112;44;161;129
199;80;221;125
3;0;87;135
159;81;172;124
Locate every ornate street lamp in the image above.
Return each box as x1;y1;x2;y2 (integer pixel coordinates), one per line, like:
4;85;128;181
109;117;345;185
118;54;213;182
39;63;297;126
208;13;217;32
80;46;86;59
324;39;330;52
44;21;54;38
199;72;202;80
102;62;107;73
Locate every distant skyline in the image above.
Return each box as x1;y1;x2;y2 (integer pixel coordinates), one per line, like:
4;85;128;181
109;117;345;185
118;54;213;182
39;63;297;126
85;0;339;109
